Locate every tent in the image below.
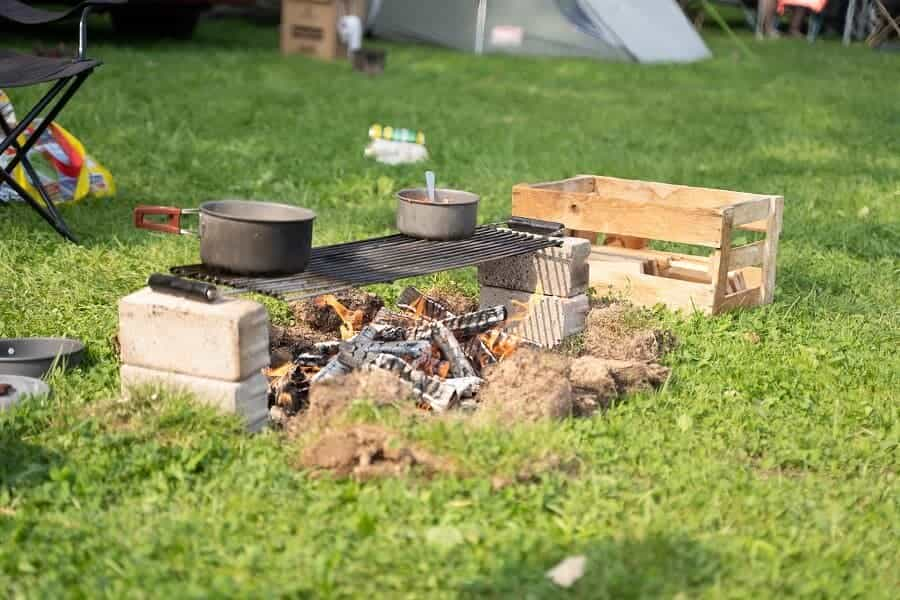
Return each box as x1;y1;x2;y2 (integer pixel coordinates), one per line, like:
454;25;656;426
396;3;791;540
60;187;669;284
368;0;711;63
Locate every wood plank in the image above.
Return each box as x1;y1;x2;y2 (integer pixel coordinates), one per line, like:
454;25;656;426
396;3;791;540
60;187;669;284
588;257;645;279
588;175;768;209
739;266;763;289
728;241;765;271
731;199;772;226
589;244;710;266
710;210;735;311
589;270;715;314
739;220;767;233
760;196;784;305
531;175;595;193
512;186;725;247
715;287;762;313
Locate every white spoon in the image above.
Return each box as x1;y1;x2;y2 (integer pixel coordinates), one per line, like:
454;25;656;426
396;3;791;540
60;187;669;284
425;170;436;203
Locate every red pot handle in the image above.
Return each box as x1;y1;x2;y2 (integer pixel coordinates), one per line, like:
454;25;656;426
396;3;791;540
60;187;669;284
134;206;194;235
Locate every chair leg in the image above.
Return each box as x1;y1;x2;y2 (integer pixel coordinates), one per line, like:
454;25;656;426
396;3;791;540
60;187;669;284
0;169;77;242
0;118;66;227
0;72;91;243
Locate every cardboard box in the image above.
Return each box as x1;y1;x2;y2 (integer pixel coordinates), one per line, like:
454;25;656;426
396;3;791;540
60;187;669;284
281;0;367;60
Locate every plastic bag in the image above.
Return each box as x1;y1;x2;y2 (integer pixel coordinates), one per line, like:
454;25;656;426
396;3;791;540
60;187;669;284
0;89;115;204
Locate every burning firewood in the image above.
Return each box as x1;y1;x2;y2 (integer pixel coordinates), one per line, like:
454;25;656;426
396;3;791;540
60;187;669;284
367;353;459;412
314;294;366;340
397;286;455;320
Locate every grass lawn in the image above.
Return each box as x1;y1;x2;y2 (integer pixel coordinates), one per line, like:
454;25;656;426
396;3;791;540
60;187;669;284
1;15;898;598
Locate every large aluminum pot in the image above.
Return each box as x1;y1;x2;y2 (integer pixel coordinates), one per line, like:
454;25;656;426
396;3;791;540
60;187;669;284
134;200;315;275
396;188;479;240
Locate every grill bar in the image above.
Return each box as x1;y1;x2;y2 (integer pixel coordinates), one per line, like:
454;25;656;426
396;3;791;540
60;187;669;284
171;225;560;301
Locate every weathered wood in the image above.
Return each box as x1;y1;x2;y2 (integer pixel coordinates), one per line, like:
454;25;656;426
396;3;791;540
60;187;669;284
310;356;351;384
710;210;735;312
728;240;765;271
430;321;478;379
760;196;784;305
591;269;715;313
368;354;458;412
513;186;725;248
730;199;772;226
440;305;507;338
715;287;761;312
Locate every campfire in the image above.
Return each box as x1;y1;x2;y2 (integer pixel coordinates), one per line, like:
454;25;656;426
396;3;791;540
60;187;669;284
266;286;537;417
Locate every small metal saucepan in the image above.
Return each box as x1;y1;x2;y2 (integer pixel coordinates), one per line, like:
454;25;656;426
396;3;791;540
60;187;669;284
134;200;316;275
396;188;479;240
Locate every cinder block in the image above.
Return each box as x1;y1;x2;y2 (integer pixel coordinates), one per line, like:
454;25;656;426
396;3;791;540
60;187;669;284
478;237;590;298
120;364;268;432
118;287;269;382
479;286;589;348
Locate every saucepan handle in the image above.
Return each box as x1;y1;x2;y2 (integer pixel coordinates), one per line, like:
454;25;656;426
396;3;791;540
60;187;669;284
133;206;199;235
147;274;219;302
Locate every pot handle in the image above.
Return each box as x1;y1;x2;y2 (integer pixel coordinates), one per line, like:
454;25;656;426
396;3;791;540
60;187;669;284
133;206;199;235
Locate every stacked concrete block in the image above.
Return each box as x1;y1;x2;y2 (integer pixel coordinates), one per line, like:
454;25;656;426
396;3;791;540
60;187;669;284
478;237;591;347
118;287;270;431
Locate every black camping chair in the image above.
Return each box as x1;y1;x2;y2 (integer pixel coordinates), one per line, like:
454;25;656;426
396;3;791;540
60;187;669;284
0;0;124;243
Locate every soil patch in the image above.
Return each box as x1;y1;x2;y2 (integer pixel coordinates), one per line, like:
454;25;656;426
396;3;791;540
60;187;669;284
294;289;383;335
421;285;479;316
299;424;454;480
477;348;574;423
582;304;676;362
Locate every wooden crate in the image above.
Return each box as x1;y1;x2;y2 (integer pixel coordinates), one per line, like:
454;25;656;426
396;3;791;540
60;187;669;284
511;175;783;315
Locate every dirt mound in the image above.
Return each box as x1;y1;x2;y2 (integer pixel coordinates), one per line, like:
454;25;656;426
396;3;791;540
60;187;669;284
477;348;573;423
422;285;479;316
582;304;676;362
300;424;453;480
296;369;413;433
571;356;669;393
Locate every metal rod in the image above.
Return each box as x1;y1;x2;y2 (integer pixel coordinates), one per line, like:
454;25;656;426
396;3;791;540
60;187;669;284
78;7;92;60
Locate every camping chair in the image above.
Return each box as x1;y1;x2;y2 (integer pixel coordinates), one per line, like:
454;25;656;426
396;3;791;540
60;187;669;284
0;0;123;243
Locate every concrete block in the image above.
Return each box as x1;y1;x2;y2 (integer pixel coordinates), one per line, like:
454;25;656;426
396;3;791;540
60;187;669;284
479;286;589;348
478;237;590;297
119;287;269;382
120;364;269;432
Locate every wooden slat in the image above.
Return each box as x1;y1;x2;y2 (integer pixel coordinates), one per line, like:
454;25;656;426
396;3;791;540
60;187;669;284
589;244;710;266
739;220;767;233
587;257;645;278
715;287;762;313
589;269;715;314
588;175;769;209
532;176;595;193
760;196;784;305
728;241;765;271
512;186;725;248
710;210;735;311
731;199;772;226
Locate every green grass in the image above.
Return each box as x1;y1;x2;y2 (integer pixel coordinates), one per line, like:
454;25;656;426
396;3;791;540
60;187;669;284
1;17;898;598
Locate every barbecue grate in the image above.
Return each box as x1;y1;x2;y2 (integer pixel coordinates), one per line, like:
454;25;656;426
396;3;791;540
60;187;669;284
171;225;561;301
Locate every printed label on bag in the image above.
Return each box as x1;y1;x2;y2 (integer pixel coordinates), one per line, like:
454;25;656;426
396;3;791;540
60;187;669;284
490;26;524;47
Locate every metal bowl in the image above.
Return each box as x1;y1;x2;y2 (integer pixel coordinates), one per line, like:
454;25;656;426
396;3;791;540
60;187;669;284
0;375;51;412
0;338;86;378
396;188;479;240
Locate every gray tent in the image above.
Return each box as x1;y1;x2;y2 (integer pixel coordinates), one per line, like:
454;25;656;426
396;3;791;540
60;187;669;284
369;0;711;63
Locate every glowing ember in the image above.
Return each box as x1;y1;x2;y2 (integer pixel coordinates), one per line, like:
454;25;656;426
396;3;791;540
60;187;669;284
315;294;365;340
410;294;428;319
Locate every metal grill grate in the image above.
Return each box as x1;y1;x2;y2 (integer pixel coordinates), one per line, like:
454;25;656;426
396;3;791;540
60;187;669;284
171;225;561;301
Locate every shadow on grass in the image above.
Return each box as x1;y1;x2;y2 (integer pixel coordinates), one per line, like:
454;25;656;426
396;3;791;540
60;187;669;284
460;534;721;599
0;431;62;495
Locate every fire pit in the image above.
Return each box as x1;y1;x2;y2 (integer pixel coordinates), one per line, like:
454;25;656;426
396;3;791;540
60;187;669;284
267;286;538;418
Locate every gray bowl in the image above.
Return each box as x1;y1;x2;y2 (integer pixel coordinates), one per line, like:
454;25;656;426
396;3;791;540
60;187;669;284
396;188;479;240
0;338;86;378
0;375;51;412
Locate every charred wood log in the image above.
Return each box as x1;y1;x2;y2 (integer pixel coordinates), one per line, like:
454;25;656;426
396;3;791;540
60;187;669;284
312;340;341;356
367;353;459;412
397;286;455;320
443;376;483;398
371;307;418;329
429;321;478;378
310;355;351;384
338;340;432;369
440;305;507;338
